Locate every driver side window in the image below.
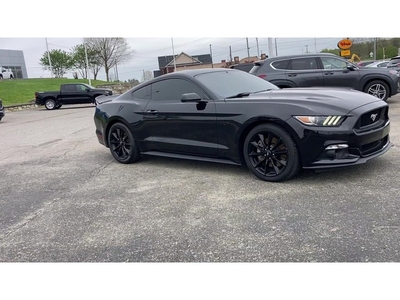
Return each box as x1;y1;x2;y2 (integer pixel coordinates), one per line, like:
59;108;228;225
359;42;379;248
151;78;206;101
321;57;348;70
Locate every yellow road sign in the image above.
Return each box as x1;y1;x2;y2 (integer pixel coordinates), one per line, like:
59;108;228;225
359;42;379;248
340;50;351;56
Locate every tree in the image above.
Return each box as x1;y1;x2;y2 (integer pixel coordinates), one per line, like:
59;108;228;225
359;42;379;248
70;43;103;80
320;48;340;55
84;38;134;82
127;78;140;87
141;70;153;82
40;49;73;78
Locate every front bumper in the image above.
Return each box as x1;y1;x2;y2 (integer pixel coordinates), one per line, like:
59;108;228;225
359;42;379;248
288;102;393;169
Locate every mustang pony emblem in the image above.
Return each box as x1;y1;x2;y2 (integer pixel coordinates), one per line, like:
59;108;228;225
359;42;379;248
370;113;378;122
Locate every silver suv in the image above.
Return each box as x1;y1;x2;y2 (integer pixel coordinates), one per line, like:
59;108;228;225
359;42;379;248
249;53;400;102
387;56;400;72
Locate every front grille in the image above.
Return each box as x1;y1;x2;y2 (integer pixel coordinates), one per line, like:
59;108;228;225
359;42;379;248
354;107;388;131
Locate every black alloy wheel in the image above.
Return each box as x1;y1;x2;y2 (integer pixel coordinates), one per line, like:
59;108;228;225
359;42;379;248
108;122;140;164
364;80;389;101
244;124;300;182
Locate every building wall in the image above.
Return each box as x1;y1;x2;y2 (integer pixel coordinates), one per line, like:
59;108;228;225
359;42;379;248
0;49;28;78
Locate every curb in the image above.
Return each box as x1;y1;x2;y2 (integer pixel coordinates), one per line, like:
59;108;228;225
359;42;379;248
4;103;38;112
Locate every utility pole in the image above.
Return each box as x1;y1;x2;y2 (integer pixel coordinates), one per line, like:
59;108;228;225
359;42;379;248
268;38;274;57
84;41;91;86
171;38;177;72
314;38;317;52
45;38;53;78
374;38;377;60
115;62;119;81
229;46;232;63
246;38;250;58
275;38;278;56
305;45;309;53
210;44;213;68
256;38;260;58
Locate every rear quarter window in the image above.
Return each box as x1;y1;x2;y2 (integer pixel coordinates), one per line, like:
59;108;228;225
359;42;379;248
271;59;290;70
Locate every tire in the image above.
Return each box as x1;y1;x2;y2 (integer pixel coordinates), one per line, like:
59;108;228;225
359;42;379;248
363;80;389;102
44;99;56;110
108;122;140;164
243;123;300;182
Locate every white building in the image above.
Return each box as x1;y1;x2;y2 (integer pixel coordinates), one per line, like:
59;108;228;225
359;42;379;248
0;49;28;79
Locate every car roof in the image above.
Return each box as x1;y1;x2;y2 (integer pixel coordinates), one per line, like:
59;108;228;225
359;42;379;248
253;52;337;65
390;56;400;60
155;68;237;79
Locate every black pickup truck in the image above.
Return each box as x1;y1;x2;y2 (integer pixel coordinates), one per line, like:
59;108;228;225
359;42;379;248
35;83;113;110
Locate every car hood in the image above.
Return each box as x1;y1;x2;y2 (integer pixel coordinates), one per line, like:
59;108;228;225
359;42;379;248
236;87;384;115
358;67;399;76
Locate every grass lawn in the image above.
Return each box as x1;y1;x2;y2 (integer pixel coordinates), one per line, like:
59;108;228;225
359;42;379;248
0;78;109;106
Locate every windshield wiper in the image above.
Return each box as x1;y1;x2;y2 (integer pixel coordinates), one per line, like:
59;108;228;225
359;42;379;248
225;92;251;99
253;89;273;93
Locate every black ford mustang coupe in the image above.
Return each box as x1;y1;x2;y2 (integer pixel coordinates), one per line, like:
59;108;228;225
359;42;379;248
94;68;392;182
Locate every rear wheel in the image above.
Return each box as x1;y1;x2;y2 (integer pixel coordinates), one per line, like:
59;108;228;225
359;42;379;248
44;99;56;110
364;80;389;101
243;124;300;182
108;122;140;164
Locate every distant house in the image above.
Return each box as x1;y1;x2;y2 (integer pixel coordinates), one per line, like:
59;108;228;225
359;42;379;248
154;52;214;77
153;51;268;77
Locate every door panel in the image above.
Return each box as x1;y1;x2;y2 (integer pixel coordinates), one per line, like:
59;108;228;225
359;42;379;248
141;78;218;156
320;57;360;89
285;57;324;87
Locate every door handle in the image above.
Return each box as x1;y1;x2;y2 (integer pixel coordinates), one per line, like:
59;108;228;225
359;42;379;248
146;110;159;115
287;74;297;77
324;72;334;75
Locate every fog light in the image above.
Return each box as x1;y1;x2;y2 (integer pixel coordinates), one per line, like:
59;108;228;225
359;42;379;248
325;144;348;150
324;144;349;159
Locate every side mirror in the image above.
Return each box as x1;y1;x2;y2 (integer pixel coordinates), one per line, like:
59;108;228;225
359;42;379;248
346;64;356;71
181;92;204;103
86;88;90;92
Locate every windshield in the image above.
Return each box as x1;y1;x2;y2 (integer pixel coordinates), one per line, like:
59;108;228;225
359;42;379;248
82;83;96;89
194;69;279;98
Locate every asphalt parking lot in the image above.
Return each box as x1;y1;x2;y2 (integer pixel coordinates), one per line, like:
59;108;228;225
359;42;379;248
0;95;399;262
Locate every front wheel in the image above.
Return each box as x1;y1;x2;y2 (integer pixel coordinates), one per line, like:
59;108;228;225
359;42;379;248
364;80;389;101
243;124;300;182
44;99;56;110
108;122;140;164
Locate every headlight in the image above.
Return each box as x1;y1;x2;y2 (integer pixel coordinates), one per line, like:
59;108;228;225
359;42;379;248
294;115;345;126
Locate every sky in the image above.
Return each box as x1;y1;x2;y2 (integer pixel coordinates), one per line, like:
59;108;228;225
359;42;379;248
2;1;396;84
0;37;342;82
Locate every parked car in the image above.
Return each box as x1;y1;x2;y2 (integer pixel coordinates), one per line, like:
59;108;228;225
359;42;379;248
93;68;392;182
229;63;254;72
249;53;400;102
386;56;400;72
0;67;14;79
0;98;4;121
357;60;376;67
365;60;390;68
35;83;113;110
